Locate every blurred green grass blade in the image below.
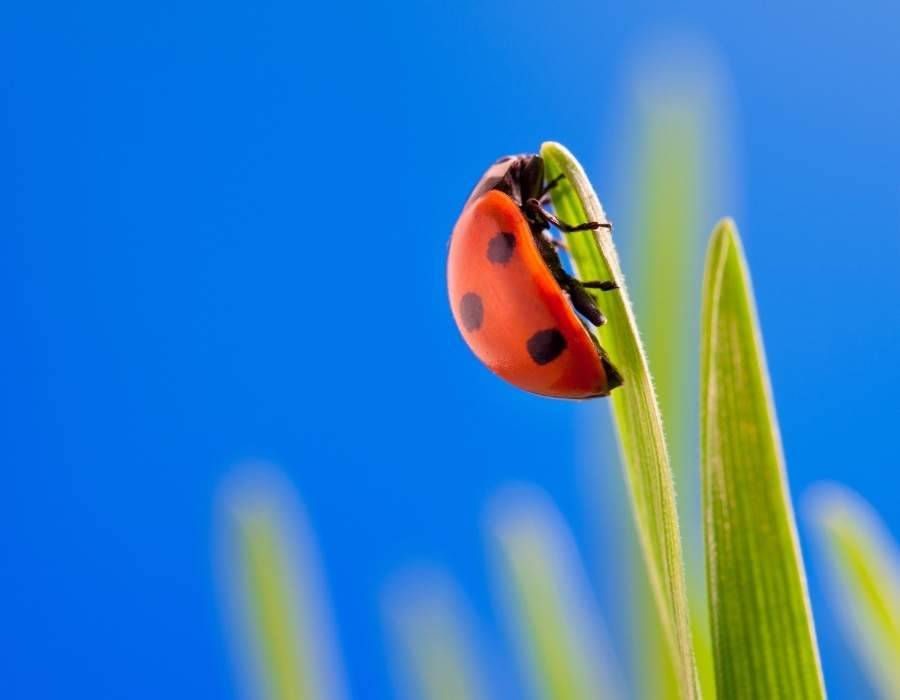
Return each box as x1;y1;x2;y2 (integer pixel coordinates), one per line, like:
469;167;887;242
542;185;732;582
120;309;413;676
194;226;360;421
221;468;346;700
541;142;700;700
700;221;824;699
631;110;703;700
489;485;624;700
239;515;314;699
626;87;716;700
631;105;702;506
807;484;900;699
384;569;489;700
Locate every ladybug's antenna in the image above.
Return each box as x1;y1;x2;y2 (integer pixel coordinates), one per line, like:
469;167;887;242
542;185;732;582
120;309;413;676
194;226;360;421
539;173;566;200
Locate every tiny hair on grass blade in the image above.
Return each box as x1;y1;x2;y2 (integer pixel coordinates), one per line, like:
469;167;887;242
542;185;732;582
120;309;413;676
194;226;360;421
700;220;825;699
540;142;701;700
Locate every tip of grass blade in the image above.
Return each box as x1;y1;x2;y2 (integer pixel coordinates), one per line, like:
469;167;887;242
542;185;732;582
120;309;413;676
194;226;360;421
709;217;737;247
540;142;618;276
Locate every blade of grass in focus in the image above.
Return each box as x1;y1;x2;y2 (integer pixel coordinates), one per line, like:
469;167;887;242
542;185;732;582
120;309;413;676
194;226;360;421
384;569;489;700
807;484;900;699
489;485;623;700
542;142;700;700
700;221;824;698
221;468;346;700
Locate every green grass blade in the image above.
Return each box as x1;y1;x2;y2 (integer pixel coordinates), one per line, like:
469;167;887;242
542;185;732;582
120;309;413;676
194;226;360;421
541;142;700;700
219;468;346;700
700;221;825;698
384;569;489;700
807;484;900;699
488;485;623;700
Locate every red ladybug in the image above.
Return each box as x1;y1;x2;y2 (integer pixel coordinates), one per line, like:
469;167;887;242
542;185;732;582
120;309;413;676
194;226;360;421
447;154;623;399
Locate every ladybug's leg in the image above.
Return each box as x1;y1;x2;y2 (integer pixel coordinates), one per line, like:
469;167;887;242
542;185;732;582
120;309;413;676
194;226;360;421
559;273;607;327
541;173;565;195
582;280;620;292
543;230;570;253
525;198;612;233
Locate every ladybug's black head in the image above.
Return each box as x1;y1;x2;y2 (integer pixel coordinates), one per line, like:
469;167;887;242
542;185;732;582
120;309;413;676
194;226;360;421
464;154;546;211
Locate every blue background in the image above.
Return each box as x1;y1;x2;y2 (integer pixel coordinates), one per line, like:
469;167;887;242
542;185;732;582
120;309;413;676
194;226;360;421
4;0;899;697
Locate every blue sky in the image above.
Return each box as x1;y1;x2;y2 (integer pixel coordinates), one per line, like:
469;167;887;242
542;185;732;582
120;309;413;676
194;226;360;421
4;0;900;697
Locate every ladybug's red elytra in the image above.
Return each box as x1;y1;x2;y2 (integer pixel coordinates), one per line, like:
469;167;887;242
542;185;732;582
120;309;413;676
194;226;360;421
447;154;623;399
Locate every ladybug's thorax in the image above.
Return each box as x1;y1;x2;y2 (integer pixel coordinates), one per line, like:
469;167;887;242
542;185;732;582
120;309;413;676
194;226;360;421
464;154;545;218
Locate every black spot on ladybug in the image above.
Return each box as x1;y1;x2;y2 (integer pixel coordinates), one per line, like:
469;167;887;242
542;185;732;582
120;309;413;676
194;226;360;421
459;292;483;332
527;328;567;365
487;232;516;264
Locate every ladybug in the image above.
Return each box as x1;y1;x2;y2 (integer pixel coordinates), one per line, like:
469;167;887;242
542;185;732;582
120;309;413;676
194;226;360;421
447;154;623;399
